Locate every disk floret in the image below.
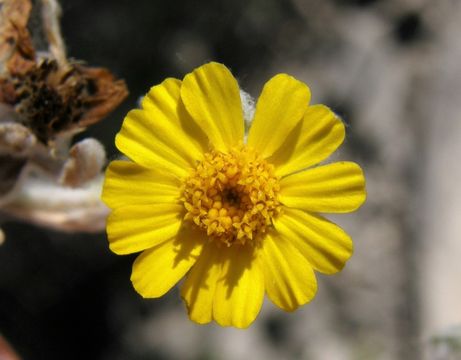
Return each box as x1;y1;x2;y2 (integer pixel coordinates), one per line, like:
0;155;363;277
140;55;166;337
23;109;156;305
182;147;281;246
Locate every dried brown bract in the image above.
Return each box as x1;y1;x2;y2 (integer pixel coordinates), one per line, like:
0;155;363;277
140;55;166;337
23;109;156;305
2;58;127;144
0;0;128;145
0;0;128;238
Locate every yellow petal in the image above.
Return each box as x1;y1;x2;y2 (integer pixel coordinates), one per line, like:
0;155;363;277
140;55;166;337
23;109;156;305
131;226;204;298
106;203;183;255
212;244;264;328
273;208;353;274
270;105;345;177
102;160;181;209
247;74;311;158
279;161;366;213
142;79;209;157
260;232;317;311
181;242;222;324
115;78;206;178
180;62;244;152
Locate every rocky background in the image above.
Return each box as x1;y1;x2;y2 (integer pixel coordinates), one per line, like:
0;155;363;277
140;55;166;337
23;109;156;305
1;0;461;359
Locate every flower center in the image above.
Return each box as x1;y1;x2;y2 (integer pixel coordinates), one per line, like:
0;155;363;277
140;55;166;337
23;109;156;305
181;147;281;246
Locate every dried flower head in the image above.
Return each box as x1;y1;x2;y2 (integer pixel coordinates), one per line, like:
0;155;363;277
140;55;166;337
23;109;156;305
0;0;127;145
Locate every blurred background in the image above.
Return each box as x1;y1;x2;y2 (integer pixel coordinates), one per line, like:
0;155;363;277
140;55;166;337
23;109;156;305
1;0;461;359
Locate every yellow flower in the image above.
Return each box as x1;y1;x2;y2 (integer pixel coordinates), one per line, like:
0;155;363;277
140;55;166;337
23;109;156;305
102;62;366;328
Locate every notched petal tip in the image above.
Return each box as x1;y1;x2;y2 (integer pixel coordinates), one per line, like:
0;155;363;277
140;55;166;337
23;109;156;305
270;103;347;177
339;161;367;212
106;204;183;255
248;73;311;158
101;160;181;210
180;61;244;152
130;228;204;298
280;161;367;213
261;232;318;312
274;208;353;275
141;77;182;111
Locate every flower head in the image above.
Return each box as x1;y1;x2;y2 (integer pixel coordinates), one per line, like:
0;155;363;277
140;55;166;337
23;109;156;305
102;62;366;328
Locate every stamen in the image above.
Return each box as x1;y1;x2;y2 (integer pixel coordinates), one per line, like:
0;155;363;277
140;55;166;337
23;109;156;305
181;147;281;246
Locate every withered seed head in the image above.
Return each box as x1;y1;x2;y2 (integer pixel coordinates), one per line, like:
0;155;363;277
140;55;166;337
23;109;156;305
10;58;100;144
1;55;128;145
0;0;128;145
